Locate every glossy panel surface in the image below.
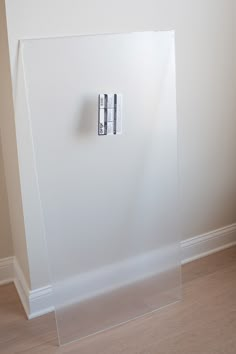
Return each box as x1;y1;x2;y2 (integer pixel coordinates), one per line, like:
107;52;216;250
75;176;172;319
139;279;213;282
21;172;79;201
21;31;181;345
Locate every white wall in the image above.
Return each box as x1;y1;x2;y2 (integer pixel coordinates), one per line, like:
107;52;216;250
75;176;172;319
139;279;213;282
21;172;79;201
0;0;30;283
2;0;236;290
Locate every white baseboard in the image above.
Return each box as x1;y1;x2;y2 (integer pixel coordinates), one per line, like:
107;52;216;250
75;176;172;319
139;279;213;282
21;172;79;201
0;256;53;319
0;256;14;285
28;285;54;319
14;258;31;317
0;223;236;319
181;223;236;264
13;258;54;319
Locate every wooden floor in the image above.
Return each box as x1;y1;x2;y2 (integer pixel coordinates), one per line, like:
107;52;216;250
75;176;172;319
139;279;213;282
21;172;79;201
0;246;236;354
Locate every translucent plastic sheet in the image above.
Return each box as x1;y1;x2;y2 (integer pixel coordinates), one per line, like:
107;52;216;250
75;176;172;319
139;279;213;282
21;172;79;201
19;31;181;345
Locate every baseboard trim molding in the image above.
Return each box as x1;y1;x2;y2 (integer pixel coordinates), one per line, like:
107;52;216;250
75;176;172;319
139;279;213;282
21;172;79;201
28;285;54;319
0;256;14;286
181;223;236;264
0;223;236;319
13;258;54;319
14;258;30;317
0;256;54;319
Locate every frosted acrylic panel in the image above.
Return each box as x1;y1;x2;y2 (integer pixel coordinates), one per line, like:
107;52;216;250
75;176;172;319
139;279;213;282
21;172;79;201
20;31;181;345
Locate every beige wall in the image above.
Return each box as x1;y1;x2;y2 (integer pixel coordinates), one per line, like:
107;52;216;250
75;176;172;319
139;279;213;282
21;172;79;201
0;0;31;283
0;138;13;258
1;0;236;290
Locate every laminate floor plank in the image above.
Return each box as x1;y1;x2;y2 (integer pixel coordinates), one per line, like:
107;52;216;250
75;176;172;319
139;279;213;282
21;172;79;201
0;246;235;354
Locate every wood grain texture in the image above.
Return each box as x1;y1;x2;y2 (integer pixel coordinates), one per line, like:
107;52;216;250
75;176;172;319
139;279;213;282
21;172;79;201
0;246;236;354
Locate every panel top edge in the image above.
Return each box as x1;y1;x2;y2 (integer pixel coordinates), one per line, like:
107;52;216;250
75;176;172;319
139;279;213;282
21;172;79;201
19;30;175;43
